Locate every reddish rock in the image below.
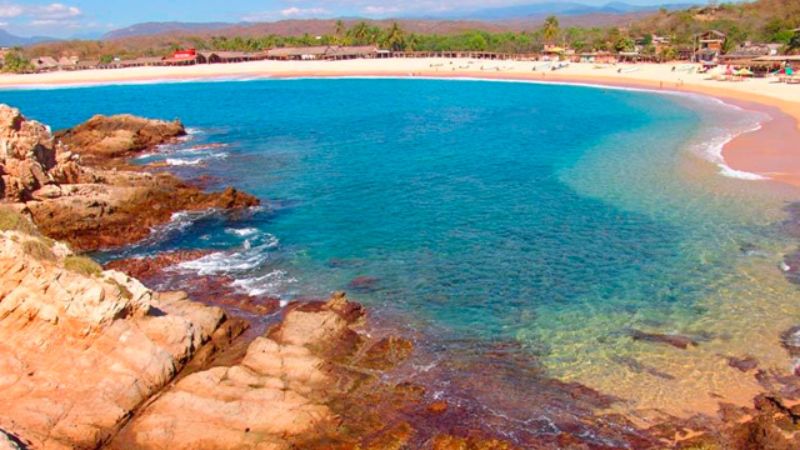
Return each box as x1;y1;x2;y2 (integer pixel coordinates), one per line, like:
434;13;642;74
54;113;186;164
105;250;212;280
428;400;449;415
348;275;380;292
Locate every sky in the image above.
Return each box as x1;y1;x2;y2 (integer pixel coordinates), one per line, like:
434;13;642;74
2;0;710;38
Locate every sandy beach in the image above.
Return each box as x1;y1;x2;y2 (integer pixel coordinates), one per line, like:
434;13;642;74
1;58;799;189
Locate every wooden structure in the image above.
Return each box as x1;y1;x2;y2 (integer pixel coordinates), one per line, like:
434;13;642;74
694;30;726;65
32;56;59;72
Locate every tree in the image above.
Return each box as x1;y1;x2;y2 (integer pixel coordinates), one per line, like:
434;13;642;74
383;22;406;51
2;52;33;73
614;37;635;52
543;16;560;44
789;31;800;54
334;20;346;45
349;21;371;44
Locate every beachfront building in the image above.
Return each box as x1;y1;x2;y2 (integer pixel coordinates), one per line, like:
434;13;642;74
719;42;782;68
267;46;330;61
162;48;203;66
694;30;726;65
326;46;380;60
32;56;59;72
199;51;268;64
575;52;616;64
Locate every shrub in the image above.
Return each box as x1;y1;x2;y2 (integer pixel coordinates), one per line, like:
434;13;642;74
64;255;103;277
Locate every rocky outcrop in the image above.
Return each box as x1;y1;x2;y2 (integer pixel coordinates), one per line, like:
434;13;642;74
0;208;228;449
54;114;186;164
112;293;361;449
0;104;258;252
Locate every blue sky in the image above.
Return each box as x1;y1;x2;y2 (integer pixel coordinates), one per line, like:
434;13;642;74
3;0;706;37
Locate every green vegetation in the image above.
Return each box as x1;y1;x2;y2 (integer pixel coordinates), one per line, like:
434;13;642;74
2;50;33;74
64;255;103;277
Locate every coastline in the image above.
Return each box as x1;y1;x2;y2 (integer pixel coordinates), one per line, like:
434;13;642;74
3;69;800;448
1;58;799;189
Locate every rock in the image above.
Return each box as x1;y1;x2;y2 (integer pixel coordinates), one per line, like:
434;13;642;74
348;275;380;292
628;329;698;350
113;294;367;450
727;355;759;372
105;250;213;281
781;326;800;357
54;113;186;163
0;211;227;449
0;104;259;252
0;430;22;450
428;400;449;414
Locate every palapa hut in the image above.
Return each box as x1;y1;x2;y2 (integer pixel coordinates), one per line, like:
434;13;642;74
32;56;59;72
266;46;330;61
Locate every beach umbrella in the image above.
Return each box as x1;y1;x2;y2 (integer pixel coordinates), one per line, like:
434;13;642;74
736;68;754;76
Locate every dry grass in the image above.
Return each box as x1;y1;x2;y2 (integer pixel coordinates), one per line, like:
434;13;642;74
64;255;103;277
0;207;39;236
22;239;56;261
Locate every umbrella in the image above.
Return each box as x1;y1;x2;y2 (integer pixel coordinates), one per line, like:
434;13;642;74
735;68;754;76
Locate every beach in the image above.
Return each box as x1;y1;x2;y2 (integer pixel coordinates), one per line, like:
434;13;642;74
1;57;800;189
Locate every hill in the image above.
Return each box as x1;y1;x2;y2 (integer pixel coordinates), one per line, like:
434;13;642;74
0;29;57;46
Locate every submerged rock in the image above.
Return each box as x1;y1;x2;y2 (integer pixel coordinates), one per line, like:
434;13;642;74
727;355;759;372
628;329;699;349
348;275;381;292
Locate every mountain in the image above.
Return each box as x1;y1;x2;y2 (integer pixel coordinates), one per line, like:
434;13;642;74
0;29;57;46
459;2;698;20
103;22;235;40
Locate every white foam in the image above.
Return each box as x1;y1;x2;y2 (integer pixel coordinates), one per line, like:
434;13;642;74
165;157;203;166
177;233;279;275
230;270;297;297
225;227;259;237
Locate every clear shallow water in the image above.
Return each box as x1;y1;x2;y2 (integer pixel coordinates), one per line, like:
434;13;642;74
4;78;799;419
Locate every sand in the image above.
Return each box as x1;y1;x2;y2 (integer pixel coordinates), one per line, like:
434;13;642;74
1;57;798;187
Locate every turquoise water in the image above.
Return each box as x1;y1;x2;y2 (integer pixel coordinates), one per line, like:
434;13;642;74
3;78;797;419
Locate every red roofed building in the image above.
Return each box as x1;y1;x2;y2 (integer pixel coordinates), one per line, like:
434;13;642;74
172;49;197;60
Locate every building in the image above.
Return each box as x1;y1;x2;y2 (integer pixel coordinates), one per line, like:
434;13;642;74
266;46;331;61
694;30;726;64
32;56;59;72
719;42;782;66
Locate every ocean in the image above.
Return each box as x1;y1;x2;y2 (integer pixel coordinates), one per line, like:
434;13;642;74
4;77;799;433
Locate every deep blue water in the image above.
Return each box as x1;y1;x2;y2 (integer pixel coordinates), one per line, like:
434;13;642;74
0;79;782;382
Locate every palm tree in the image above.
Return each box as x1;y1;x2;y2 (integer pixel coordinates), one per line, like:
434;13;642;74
542;16;560;44
334;20;346;45
383;22;406;51
349;21;370;44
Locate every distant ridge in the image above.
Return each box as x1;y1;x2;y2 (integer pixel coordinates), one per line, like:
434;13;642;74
0;29;57;46
460;2;698;20
99;2;700;42
103;22;236;40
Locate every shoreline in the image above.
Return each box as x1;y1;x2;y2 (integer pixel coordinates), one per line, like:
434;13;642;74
1;59;799;189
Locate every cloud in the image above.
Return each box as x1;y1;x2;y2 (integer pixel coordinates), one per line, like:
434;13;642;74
362;5;401;15
30;3;81;20
280;7;330;17
0;4;23;18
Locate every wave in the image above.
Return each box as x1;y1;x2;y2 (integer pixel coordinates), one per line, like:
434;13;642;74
230;270;297;297
163;152;228;166
177;232;279;275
